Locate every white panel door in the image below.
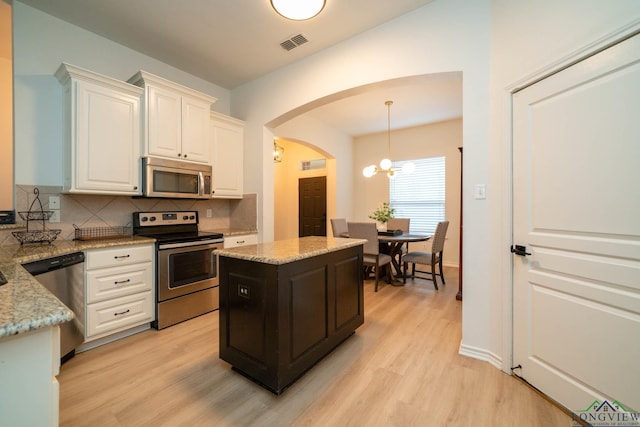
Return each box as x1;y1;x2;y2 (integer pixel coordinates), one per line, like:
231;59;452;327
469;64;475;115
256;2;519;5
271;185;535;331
512;33;640;414
211;115;244;198
147;85;182;159
181;95;211;163
76;80;141;194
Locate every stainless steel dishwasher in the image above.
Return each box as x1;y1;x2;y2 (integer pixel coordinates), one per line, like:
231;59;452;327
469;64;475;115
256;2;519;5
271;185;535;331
23;252;85;364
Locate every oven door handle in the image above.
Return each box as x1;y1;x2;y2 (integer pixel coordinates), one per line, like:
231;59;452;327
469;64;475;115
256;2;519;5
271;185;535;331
158;239;223;250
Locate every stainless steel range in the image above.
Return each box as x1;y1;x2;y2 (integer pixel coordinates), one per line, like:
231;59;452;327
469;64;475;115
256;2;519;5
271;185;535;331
133;211;224;329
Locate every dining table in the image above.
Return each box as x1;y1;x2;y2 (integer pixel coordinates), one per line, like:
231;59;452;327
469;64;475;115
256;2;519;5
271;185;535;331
377;232;432;281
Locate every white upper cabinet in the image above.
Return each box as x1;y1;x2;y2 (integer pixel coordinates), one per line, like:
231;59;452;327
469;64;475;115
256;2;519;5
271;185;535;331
210;112;244;198
128;71;216;164
56;63;143;195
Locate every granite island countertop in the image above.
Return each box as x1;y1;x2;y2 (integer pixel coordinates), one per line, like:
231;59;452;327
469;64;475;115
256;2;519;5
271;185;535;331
0;236;155;338
215;236;365;265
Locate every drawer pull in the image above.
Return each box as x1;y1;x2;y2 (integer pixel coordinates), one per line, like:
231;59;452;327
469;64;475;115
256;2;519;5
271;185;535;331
114;279;131;285
237;240;245;244
114;309;130;316
114;254;131;259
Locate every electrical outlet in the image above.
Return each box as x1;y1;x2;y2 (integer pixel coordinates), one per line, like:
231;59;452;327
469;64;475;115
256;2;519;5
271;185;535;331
206;209;212;218
49;196;60;209
49;210;60;223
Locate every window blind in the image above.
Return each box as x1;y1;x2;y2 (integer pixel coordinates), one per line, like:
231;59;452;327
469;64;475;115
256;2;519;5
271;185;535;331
389;157;445;234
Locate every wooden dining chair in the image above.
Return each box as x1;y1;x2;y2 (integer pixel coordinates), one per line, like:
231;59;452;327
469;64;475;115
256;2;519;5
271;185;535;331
347;222;392;292
402;220;449;289
330;218;348;237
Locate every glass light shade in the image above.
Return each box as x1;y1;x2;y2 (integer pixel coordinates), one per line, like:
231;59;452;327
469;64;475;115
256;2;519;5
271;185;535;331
271;0;325;20
402;162;415;174
363;165;377;178
379;158;392;171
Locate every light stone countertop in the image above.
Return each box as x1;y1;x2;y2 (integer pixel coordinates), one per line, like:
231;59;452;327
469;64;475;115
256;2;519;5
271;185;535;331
216;236;365;265
202;227;258;237
0;236;155;338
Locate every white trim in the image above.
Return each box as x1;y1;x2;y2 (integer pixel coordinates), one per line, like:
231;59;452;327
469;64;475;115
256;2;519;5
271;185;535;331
502;18;640;377
76;323;150;353
459;343;502;370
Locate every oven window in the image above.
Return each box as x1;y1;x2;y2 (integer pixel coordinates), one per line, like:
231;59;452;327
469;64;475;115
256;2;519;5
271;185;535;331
169;249;215;288
153;170;199;194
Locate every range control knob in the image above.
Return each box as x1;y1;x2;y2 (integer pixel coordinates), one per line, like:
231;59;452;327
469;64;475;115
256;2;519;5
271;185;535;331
140;216;148;222
183;215;189;220
189;215;195;220
149;216;156;222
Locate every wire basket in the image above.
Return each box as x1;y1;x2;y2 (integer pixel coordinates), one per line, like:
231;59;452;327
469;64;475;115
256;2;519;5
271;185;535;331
12;229;62;244
12;188;62;245
73;224;132;241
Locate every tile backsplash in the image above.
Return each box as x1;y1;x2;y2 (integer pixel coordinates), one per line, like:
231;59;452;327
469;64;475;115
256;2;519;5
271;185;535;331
0;185;257;245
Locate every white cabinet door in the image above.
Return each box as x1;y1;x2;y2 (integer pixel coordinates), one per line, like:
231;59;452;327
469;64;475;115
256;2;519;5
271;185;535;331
75;80;141;194
56;63;143;195
147;84;182;159
211;113;244;198
181;95;211;163
130;70;216;164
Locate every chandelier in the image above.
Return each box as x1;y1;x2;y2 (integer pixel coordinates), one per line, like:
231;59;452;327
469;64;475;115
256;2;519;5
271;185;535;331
270;0;326;21
362;101;414;178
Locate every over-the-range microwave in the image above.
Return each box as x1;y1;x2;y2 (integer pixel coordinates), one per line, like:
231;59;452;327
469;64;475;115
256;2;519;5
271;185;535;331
142;157;213;199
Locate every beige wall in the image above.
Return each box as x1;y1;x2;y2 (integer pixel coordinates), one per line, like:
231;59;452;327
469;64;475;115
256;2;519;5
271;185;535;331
352;118;462;267
274;139;334;241
0;1;12;211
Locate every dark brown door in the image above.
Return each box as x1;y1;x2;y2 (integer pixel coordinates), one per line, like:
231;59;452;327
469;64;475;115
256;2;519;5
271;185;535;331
298;176;326;237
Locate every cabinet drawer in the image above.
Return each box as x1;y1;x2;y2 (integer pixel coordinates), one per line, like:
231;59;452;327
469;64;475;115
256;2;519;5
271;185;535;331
86;262;153;303
86;245;153;270
86;291;153;340
223;234;257;248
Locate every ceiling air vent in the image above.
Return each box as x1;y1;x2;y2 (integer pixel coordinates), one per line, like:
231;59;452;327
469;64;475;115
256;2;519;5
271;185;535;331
280;34;309;51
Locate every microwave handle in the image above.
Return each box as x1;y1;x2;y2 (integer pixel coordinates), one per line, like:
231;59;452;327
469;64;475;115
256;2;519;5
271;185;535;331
198;171;206;197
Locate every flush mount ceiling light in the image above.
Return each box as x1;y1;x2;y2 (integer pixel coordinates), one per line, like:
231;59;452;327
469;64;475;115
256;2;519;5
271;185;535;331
363;101;415;179
270;0;326;21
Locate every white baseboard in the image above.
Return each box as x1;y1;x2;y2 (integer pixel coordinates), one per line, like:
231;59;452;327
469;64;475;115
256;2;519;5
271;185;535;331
459;343;503;370
77;323;151;353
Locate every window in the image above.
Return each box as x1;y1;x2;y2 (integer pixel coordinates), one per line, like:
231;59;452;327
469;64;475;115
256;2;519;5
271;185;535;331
389;156;445;234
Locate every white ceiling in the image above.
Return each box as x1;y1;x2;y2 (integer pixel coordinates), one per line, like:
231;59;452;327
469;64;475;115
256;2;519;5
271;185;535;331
18;0;462;136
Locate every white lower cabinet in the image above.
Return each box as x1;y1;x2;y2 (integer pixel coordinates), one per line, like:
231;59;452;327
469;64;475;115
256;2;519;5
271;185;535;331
223;233;258;248
0;326;60;427
84;244;154;342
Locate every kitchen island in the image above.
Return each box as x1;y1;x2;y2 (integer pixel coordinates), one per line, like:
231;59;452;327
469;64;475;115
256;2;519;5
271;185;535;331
217;236;365;394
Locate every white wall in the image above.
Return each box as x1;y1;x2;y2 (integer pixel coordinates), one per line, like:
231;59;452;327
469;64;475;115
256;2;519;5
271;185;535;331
12;1;231;186
353;119;462;267
232;0;492;359
489;1;640;368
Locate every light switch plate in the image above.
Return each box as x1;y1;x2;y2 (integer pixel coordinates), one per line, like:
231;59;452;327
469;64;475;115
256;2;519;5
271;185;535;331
49;196;60;209
474;184;486;200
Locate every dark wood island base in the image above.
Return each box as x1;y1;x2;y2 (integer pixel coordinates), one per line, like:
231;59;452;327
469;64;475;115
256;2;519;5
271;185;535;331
217;237;364;394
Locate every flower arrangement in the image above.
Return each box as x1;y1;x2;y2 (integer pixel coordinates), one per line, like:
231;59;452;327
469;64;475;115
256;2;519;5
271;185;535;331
368;202;395;224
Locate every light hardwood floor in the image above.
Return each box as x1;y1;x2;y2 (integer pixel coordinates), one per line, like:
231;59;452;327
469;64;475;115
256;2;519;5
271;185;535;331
58;268;572;426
